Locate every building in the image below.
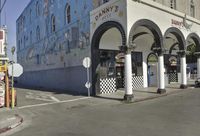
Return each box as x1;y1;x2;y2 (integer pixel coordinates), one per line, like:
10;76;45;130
17;0;200;100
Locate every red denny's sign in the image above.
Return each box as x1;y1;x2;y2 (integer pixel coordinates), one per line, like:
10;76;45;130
171;17;193;30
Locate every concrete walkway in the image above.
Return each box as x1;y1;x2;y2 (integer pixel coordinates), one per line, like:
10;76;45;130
99;83;194;102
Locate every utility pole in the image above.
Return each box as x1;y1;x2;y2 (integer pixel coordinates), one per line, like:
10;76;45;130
11;46;15;108
0;0;1;26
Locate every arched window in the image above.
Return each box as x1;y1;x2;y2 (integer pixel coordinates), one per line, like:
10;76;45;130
36;1;40;16
51;15;56;32
190;0;195;17
65;4;71;24
36;26;40;41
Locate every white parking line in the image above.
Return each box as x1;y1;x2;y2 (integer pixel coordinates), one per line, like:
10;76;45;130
18;97;91;109
25;92;61;102
49;96;60;102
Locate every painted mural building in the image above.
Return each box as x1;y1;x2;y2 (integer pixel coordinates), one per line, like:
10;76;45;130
17;0;200;100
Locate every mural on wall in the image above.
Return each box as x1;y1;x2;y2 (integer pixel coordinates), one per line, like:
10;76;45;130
18;0;93;72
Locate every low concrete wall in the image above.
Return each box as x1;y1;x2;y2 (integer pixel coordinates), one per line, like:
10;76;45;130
16;66;89;95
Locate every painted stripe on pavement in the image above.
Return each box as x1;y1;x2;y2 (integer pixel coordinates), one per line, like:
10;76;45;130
18;97;91;109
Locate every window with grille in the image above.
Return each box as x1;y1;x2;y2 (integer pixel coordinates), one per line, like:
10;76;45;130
190;0;195;17
170;0;176;9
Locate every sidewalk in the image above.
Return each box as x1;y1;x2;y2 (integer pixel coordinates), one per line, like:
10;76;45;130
98;83;192;102
0;110;23;135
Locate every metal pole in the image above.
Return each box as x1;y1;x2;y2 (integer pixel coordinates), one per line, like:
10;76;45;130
5;64;9;108
11;54;14;108
87;68;90;97
11;47;15;108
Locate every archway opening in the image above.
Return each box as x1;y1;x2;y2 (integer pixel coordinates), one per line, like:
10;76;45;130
91;21;126;95
186;33;200;80
147;53;158;87
163;28;186;85
128;19;163;89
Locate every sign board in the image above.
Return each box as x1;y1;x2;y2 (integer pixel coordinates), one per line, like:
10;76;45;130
83;57;91;68
0;65;7;72
85;81;91;89
0;29;5;56
8;63;23;77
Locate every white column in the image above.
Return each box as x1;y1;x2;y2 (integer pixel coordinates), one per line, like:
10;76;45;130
197;57;200;78
143;52;148;88
124;53;133;101
180;56;187;88
157;55;166;94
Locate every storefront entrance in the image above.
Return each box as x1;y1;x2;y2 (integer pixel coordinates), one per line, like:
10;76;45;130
166;55;179;83
147;53;158;87
97;50;125;94
168;66;178;83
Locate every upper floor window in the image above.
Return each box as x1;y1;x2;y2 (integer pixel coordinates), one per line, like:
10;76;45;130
24;36;26;47
30;31;32;44
103;0;109;3
36;26;40;41
22;16;25;30
17;22;20;34
65;4;71;24
170;0;176;9
190;0;195;17
51;15;56;32
30;9;32;23
18;40;20;51
36;1;40;16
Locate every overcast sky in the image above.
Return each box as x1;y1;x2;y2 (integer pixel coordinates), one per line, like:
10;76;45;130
2;0;30;59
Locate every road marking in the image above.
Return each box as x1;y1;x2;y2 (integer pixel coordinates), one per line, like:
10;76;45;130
25;92;60;102
18;97;91;109
49;96;60;102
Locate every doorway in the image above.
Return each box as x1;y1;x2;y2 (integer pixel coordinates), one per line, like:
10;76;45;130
147;53;158;87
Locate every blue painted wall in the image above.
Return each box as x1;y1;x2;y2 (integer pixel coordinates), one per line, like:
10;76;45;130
16;0;109;93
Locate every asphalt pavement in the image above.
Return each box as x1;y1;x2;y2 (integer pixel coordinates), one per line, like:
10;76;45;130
0;84;199;136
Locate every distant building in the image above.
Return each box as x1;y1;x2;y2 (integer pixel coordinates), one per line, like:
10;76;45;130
0;27;6;57
17;0;200;98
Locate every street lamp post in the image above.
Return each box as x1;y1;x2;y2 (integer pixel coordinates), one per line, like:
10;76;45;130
11;46;15;108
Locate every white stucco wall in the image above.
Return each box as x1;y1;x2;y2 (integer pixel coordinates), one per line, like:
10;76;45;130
90;0;127;42
127;0;200;42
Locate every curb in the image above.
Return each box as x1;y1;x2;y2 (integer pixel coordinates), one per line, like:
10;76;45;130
0;114;23;134
123;89;187;104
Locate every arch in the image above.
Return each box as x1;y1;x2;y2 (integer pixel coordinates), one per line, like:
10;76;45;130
186;33;200;52
147;52;158;87
91;21;126;95
92;21;126;49
129;19;163;49
169;42;179;54
164;27;186;50
147;52;158;65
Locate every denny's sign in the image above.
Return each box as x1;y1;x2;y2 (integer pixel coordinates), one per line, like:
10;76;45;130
95;5;120;22
171;16;193;30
